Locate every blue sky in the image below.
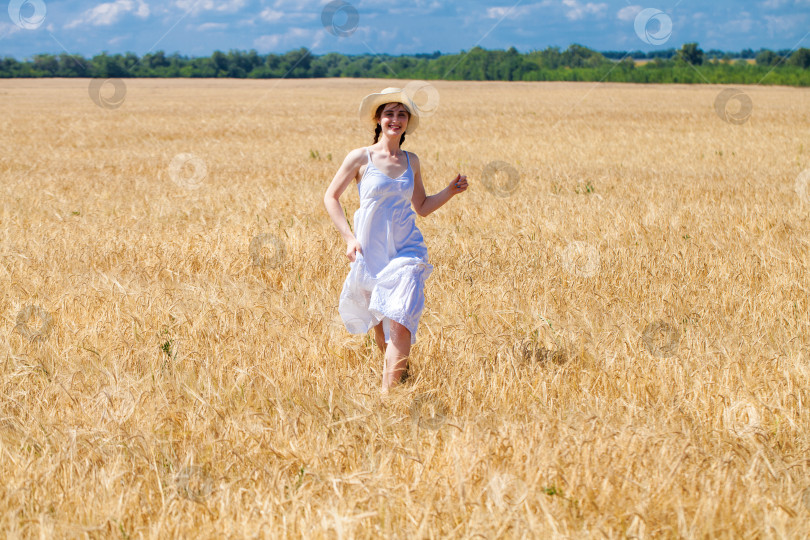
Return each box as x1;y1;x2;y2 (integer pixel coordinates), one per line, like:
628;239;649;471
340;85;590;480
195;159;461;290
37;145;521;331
2;0;810;59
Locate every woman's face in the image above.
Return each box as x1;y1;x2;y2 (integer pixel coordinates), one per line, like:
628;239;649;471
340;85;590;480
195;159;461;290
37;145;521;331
378;102;410;137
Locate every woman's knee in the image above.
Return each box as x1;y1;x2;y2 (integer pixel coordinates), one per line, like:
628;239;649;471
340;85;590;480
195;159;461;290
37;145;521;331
389;321;411;341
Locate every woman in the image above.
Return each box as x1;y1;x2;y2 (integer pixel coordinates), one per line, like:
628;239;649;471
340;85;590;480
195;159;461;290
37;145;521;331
323;86;469;392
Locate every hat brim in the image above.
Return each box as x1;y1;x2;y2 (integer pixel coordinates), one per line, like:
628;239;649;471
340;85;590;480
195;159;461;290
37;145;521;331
358;88;419;134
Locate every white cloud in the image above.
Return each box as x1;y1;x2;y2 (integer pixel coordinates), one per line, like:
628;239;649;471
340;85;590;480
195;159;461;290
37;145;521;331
259;9;285;22
253;27;325;52
616;5;642;22
0;22;22;39
270;0;322;8
762;0;810;6
486;5;533;19
388;1;443;16
65;0;150;29
562;0;607;21
725;12;754;33
198;22;228;31
241;8;315;28
485;1;551;19
173;0;247;15
764;14;802;34
254;34;280;49
107;34;129;45
135;1;149;17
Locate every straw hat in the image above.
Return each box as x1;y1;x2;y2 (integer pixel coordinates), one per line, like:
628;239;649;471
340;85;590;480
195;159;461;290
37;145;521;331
358;87;420;134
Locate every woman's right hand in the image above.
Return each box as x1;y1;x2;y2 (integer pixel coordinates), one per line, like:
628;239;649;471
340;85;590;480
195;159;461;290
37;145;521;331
346;239;363;262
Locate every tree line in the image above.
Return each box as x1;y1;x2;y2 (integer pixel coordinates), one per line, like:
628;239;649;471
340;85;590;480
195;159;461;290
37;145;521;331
2;43;810;86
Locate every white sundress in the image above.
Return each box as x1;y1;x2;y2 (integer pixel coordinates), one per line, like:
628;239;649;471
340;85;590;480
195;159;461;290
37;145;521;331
338;147;433;345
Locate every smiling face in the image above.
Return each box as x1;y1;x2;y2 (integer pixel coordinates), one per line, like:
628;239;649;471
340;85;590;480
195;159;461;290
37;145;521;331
376;102;410;137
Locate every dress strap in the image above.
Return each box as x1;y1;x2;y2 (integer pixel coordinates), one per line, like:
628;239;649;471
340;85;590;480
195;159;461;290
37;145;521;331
404;150;410;168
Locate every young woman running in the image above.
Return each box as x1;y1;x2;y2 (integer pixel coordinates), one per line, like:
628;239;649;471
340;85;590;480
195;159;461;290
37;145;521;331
323;86;468;392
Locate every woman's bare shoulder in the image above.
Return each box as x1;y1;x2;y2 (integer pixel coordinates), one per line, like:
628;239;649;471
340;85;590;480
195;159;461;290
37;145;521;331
406;151;421;169
334;147;368;174
342;146;370;167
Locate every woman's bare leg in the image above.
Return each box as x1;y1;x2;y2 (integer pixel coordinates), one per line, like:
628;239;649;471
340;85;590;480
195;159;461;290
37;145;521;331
373;322;387;353
381;321;411;392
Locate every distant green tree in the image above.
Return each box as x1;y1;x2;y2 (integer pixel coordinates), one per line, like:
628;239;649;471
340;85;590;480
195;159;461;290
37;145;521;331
211;50;229;77
90;53;130;78
2;46;810;85
280;47;312;78
56;52;88;77
619;57;636;70
143;51;169;71
756;49;781;66
788;48;810;69
678;43;704;65
561;44;602;67
32;54;58;75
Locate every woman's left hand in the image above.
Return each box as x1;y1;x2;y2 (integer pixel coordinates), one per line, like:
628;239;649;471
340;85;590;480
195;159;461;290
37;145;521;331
449;174;468;195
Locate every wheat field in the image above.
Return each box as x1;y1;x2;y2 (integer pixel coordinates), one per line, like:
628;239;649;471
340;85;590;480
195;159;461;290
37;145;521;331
1;77;809;538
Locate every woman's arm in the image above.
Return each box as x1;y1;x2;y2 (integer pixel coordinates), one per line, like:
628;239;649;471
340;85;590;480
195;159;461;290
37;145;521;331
323;148;366;261
410;153;468;217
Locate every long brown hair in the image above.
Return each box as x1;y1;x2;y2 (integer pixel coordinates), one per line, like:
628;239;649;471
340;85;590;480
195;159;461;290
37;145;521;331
372;103;408;146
